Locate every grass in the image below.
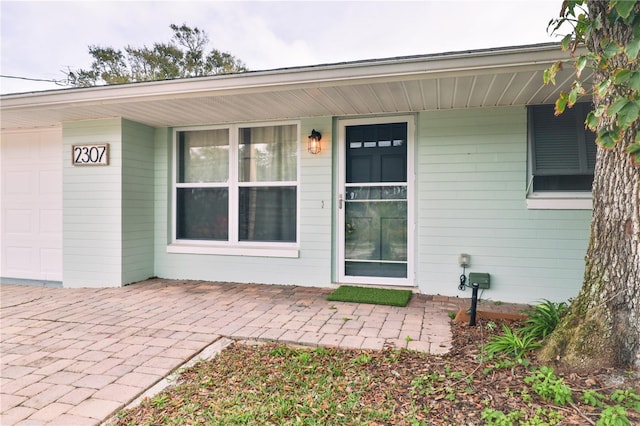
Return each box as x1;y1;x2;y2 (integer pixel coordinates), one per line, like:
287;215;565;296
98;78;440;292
112;324;640;426
110;297;633;425
116;344;402;425
326;285;412;307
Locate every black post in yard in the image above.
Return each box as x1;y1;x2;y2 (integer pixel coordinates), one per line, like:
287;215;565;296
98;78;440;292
469;282;479;326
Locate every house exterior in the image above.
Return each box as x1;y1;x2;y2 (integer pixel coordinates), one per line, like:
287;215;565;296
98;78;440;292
0;43;594;304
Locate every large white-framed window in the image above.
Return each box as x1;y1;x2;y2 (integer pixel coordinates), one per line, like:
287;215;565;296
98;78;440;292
168;121;300;257
527;103;596;210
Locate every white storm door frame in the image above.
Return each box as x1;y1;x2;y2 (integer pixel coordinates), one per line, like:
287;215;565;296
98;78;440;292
337;115;415;286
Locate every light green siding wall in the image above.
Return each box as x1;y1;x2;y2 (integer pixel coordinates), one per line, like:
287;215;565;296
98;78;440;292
121;119;155;284
416;107;590;303
298;118;334;280
63;119;123;287
63;110;589;303
63;118;155;288
153;118;334;286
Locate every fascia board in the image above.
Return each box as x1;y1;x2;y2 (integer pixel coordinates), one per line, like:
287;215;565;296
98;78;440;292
1;44;577;112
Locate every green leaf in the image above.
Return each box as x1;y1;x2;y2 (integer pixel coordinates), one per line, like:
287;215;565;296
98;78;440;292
597;129;621;149
595;79;612;98
629;143;640;166
601;40;624;59
625;38;640;62
614;69;632;84
555;94;568;115
627;143;640;155
568;84;583;106
585;111;599;131
544;61;562;85
629;71;640;91
543;68;553;85
614;0;636;19
576;55;588;77
561;34;573;51
617;101;640;128
607;96;630;117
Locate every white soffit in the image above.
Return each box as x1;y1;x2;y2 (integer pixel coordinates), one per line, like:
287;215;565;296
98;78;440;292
0;43;585;130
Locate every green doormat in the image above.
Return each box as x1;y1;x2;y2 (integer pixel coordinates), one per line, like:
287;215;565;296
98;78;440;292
326;285;412;307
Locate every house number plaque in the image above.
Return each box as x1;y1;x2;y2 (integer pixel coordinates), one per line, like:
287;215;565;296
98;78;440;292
72;143;109;166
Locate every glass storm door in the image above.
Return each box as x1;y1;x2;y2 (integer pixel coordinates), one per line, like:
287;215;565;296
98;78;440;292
338;118;413;285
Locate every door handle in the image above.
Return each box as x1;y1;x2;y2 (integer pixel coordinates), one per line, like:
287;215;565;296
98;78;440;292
338;193;343;209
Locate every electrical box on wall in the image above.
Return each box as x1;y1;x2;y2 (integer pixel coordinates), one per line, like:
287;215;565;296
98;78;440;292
468;272;490;289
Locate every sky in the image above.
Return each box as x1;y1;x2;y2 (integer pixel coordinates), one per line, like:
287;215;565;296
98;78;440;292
0;0;565;94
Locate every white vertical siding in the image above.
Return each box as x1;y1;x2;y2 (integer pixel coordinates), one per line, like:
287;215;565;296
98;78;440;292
63;119;123;287
153;118;334;286
121;119;155;284
416;107;591;303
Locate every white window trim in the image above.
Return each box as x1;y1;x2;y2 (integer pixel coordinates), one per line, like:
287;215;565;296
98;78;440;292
167;241;299;258
525;172;593;210
526;191;593;210
168;120;301;257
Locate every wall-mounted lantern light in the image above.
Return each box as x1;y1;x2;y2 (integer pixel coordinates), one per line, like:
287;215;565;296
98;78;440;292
308;129;322;154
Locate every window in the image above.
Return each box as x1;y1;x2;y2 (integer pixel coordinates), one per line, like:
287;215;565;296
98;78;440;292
529;103;596;192
237;126;297;242
172;122;299;254
177;128;230;240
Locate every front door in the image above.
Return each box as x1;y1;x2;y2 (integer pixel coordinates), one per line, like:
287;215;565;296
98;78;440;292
337;116;414;286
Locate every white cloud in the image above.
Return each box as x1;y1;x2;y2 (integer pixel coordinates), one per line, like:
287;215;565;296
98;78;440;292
200;5;318;69
1;0;563;94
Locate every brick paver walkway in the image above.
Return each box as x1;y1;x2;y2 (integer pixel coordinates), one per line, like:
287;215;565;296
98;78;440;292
1;279;465;425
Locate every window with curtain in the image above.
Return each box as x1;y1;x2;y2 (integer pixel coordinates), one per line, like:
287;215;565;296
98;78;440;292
176;128;229;240
238;125;297;242
175;123;298;245
529;103;596;192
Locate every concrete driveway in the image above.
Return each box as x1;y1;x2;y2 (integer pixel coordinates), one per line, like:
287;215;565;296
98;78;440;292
1;279;459;425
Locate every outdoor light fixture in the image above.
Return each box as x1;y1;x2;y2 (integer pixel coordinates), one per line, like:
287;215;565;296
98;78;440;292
308;129;322;154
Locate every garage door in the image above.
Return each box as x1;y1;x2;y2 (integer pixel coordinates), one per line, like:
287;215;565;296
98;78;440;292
1;128;63;283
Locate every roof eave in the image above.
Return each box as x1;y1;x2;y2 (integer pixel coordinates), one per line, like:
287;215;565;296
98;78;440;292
1;43;575;111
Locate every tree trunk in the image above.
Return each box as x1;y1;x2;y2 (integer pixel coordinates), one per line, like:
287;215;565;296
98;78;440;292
539;0;640;372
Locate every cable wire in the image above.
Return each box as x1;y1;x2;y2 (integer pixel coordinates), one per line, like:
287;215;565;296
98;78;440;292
0;74;71;86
